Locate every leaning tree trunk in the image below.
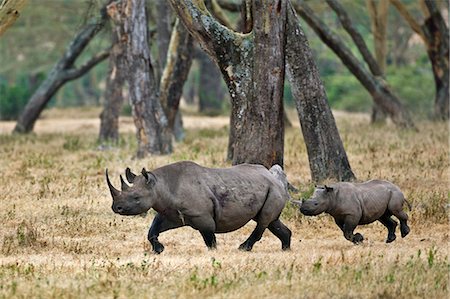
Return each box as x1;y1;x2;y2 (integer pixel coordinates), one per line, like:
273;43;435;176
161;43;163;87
13;3;110;134
170;0;287;169
99;4;126;144
422;1;449;120
389;0;449;120
159;19;194;147
367;0;389;123
286;3;355;182
114;0;169;157
295;1;415;129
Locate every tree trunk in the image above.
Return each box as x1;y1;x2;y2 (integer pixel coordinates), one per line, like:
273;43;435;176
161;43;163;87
118;0;169;157
367;0;389;123
294;1;415;129
155;0;173;84
389;0;449;120
422;1;449;120
99;4;126;144
170;0;287;169
285;4;355;182
159;19;194;145
13;4;110;134
197;49;225;115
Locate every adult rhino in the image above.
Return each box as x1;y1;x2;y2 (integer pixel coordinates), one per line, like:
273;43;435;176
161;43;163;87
106;161;292;253
300;180;411;244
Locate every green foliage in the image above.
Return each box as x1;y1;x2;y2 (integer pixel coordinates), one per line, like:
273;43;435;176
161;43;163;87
0;74;42;120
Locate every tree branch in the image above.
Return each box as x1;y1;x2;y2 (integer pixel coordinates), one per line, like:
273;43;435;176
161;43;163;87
63;49;110;81
389;0;426;41
326;0;383;77
216;0;240;12
168;0;242;65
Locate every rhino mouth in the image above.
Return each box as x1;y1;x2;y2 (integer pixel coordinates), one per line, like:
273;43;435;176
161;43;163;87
300;206;321;216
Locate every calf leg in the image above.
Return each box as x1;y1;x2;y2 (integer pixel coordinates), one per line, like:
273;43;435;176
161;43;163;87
391;210;410;238
342;217;364;244
268;219;292;250
378;214;398;243
148;213;183;254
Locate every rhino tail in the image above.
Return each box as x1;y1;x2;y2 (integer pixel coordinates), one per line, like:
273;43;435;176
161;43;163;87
404;198;412;211
269;164;299;197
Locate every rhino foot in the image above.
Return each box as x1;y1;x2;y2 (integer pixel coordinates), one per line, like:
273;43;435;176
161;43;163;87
352;233;364;244
386;234;396;243
153;242;165;254
401;225;410;238
238;243;253;251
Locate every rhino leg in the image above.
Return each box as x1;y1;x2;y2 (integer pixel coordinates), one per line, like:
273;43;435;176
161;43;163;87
341;217;364;244
200;231;217;249
388;193;410;238
148;213;183;254
268;219;292;250
378;214;398;243
239;223;267;251
189;216;217;249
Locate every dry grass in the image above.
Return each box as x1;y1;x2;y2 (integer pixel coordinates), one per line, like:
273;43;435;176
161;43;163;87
0;108;448;298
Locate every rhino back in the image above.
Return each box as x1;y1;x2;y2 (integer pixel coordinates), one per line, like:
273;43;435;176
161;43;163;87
154;162;285;233
334;181;394;224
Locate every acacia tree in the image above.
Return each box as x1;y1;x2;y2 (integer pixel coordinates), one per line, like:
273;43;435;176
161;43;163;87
389;0;449;120
108;0;169;157
98;3;126;144
170;0;355;181
170;0;287;169
293;0;415;129
13;2;110;134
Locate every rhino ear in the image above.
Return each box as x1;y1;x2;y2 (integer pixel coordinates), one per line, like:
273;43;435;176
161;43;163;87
125;167;137;183
141;168;157;186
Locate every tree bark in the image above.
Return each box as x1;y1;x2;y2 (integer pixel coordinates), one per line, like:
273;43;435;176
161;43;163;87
159;19;194;145
170;0;287;169
286;3;355;182
294;0;415;129
99;3;126;144
155;0;173;83
390;0;449;120
118;0;169;157
13;3;110;134
0;0;27;37
367;0;389;123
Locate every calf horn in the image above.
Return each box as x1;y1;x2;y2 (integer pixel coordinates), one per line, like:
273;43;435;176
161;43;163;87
105;169;120;198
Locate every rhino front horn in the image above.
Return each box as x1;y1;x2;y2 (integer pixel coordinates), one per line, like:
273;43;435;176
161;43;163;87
106;169;120;198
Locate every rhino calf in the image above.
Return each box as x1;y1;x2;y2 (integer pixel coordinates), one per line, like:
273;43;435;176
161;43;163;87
106;161;292;253
300;180;411;244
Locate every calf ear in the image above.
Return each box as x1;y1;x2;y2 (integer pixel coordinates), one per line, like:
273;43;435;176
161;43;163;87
325;185;334;192
125;167;137;183
141;168;157;187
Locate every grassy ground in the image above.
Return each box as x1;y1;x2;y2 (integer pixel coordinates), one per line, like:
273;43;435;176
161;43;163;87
0;108;448;298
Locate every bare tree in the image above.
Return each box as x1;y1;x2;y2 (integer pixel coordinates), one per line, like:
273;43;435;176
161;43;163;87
294;0;415;129
169;0;287;169
367;0;389;122
99;3;126;144
13;3;110;134
108;0;169;157
390;0;449;120
285;3;355;182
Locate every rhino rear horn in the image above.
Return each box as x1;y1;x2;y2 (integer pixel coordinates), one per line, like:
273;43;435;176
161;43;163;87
106;169;120;198
125;167;137;183
120;175;129;191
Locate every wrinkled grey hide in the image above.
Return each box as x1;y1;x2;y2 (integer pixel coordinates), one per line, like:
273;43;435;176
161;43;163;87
106;161;292;253
300;180;411;244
